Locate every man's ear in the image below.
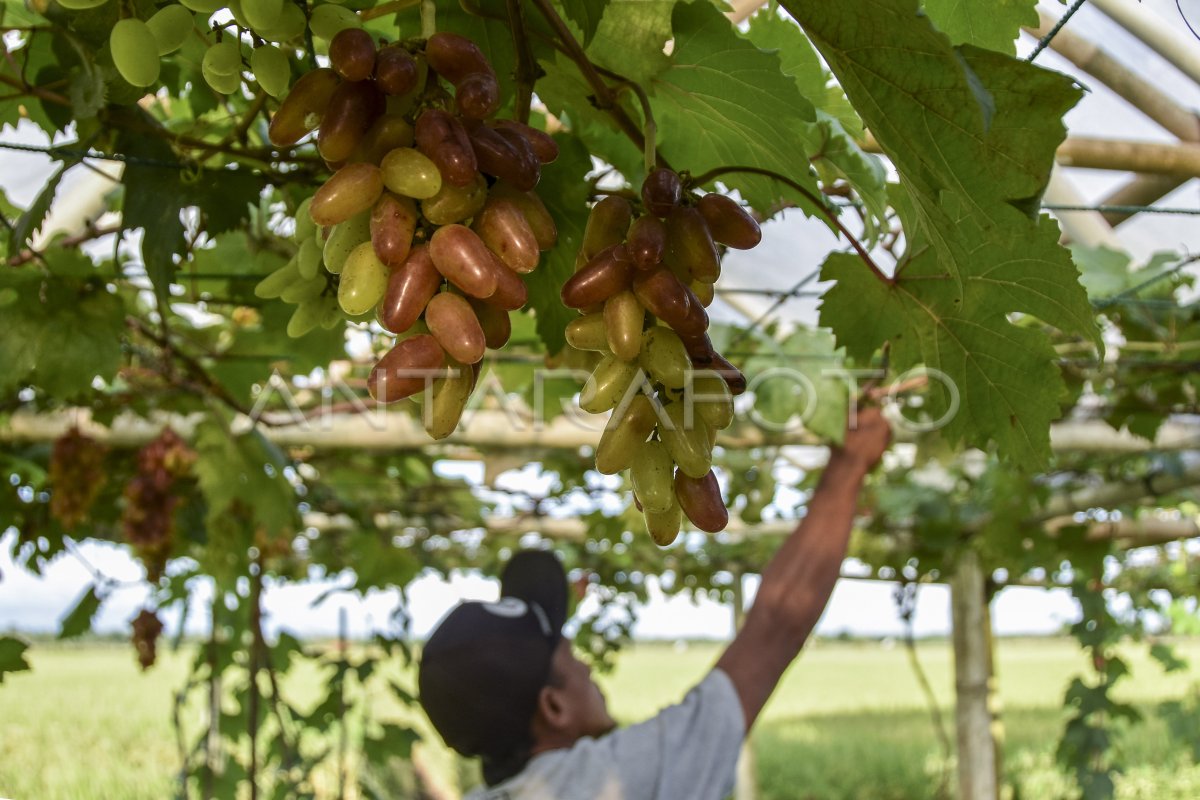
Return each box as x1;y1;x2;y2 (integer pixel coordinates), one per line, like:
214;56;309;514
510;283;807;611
535;684;570;731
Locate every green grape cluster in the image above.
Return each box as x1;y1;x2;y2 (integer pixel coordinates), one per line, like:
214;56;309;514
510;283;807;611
258;30;559;440
561;169;763;545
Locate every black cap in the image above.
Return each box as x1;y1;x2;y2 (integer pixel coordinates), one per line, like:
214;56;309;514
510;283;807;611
418;550;568;774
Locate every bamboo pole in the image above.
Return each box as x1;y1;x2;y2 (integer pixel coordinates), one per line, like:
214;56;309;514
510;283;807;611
950;549;999;800
1089;0;1200;88
1096;174;1188;226
1054;136;1200;177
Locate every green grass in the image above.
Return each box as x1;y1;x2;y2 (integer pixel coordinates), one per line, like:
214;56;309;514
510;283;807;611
2;638;1199;799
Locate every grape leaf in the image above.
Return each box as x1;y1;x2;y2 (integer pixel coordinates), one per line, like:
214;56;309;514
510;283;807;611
787;0;1098;465
195;416;297;538
116;126;185;310
561;0;608;45
652;1;821;216
922;0;1039;55
0;635;31;684
588;0;676;83
523;133;593;354
743;327;849;443
6;159;73;259
58;583;103;639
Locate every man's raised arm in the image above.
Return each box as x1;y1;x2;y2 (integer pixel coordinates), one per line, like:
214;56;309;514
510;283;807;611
715;406;891;730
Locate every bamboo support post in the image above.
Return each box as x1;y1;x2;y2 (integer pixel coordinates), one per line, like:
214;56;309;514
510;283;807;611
1055;136;1200;177
1089;0;1200;88
950;549;999;800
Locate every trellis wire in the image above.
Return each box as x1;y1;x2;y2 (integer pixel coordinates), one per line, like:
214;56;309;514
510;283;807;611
0;139;185;170
1027;0;1091;62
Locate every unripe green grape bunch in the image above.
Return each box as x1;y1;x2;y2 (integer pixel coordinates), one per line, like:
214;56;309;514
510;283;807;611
561;168;762;545
256;30;558;441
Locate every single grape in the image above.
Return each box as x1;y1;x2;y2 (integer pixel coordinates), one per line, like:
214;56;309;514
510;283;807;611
595;395;658;474
580;355;640;414
428;224;500;299
329;28;376;82
426;292;487;365
379;244;441;334
565;313;609;353
380;147;442;199
420;174;487;226
579;196;632;266
356;115;415;164
203;62;243;95
415;109;478;188
267;67;339;147
251;45;290;98
424;32;494;84
604;290;644;362
426;367;475;440
627;215;666;270
309;3;361;41
490;183;557;249
294;197;316;242
202;37;243;77
665;206;720;283
690;374;734;429
485;258;528;310
561;245;632;310
468;297;511;349
472;197;539;274
309;163;383;227
179;0;223;12
661;402;712;478
640;327;690;389
492;120;558;164
255;259;302;299
255;2;306;42
323;209;372;274
280;274;326;304
632;268;691;331
297;237;322;279
368;335;447;403
674;469;728;533
338;241;390;316
146;6;194;57
318;80;384;164
287;297;326;337
644;502;682;546
370;192;417;268
641;168;682;217
697;192;762;250
58;0;111;9
466;123;538;191
241;0;283;33
631;440;676;514
374;45;419;96
456;71;500;119
110;19;161;88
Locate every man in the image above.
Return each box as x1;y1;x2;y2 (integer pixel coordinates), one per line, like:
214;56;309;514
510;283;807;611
418;406;891;800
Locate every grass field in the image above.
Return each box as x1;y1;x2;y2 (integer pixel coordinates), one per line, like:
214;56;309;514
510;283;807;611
2;637;1199;799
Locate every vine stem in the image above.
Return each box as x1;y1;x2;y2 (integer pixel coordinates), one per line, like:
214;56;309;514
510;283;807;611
615;80;657;173
420;0;436;38
688;164;893;286
506;0;536;124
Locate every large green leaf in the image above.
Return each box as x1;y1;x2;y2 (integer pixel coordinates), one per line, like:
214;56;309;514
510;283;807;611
651;1;821;215
523;134;594;354
587;0;676;83
0;635;31;683
787;0;1099;465
922;0;1040;55
194;416;296;539
58;583;103;639
561;0;608;45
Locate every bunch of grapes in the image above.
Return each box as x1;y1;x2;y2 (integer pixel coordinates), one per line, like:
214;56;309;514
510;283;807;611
256;30;557;439
561;168;762;545
48;428;109;531
130;608;164;670
121;428;196;582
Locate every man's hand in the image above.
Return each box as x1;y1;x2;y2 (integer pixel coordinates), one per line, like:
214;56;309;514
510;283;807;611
832;405;891;474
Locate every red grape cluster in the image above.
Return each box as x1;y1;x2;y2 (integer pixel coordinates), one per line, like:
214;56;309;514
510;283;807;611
130;608;164;670
263;30;557;438
48;428;109;531
561;169;762;545
121;428;196;582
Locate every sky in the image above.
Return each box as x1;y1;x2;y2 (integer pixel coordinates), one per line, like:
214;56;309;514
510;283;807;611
2;2;1199;643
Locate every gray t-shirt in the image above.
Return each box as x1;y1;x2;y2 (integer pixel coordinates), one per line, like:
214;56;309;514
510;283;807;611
465;668;746;800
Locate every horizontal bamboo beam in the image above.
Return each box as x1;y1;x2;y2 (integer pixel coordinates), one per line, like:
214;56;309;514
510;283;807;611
1090;0;1200;89
1055;136;1200;177
4;409;1199;454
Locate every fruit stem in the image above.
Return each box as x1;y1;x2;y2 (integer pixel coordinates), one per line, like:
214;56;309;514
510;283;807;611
420;0;436;38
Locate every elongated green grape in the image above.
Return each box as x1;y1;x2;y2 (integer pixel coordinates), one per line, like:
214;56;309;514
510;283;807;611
296;237;322;280
644;501;682;547
381;147;442;199
111;20;161;88
426;292;486;365
268;68;339;146
490;182;557;250
179;0;223;12
255;2;306;42
309;3;361;41
578;196;632;267
368;334;446;403
254;259;301;299
428;224;498;299
604;290;643;362
203;37;242;77
339;242;390;315
595;395;657;474
241;0;283;32
426;367;474;440
251;45;290;98
280;274;326;304
147;6;194;57
631;440;675;513
320;297;344;329
421;174;486;225
310;163;383;227
287;297;325;337
59;0;109;8
580;355;639;414
690;374;734;430
661;402;711;478
565;313;608;352
294;197;315;242
472;197;539;274
203;63;242;95
675;469;728;533
323;210;371;274
640;327;689;389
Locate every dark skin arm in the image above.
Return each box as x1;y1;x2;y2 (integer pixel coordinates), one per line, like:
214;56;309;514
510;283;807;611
715;406;891;731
